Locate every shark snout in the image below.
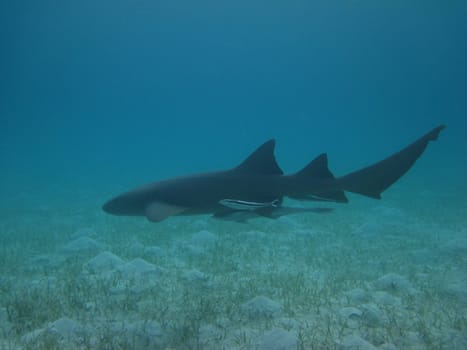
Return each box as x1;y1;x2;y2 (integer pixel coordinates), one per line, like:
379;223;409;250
102;196;130;215
102;198;119;214
102;193;145;216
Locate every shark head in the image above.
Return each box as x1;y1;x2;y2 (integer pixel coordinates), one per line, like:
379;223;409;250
102;193;143;216
103;191;187;222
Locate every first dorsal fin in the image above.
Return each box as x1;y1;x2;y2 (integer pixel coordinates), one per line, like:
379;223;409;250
234;139;283;175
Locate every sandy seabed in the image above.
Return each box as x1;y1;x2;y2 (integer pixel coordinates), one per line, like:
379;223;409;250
0;185;466;350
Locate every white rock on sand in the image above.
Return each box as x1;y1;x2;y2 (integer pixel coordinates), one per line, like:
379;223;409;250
343;288;370;303
144;246;166;259
372;291;402;306
124;320;168;349
336;334;377;350
241;296;281;319
182;269;209;283
22;317;82;344
116;258;165;278
191;230;218;247
441;238;467;256
360;303;389;327
61;237;104;255
87;251;125;273
256;328;298;350
374;273;417;294
339;307;363;319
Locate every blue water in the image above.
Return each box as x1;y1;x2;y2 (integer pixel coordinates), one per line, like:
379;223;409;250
1;1;466;349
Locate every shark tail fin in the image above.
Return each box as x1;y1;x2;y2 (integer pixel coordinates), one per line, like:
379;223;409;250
291;154;349;203
337;125;445;199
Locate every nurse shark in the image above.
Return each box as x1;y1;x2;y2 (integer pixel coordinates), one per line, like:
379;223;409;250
103;125;445;222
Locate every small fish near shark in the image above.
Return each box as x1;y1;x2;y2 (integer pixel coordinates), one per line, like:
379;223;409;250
103;125;445;223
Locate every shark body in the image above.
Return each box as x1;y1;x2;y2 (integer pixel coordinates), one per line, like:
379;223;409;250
103;125;445;222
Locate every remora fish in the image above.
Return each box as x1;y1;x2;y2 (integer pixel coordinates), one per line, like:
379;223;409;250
103;125;445;222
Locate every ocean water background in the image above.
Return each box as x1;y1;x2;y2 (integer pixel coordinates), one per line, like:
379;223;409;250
1;1;466;349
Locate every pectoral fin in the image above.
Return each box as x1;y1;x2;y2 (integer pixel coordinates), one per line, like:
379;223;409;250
145;201;187;222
